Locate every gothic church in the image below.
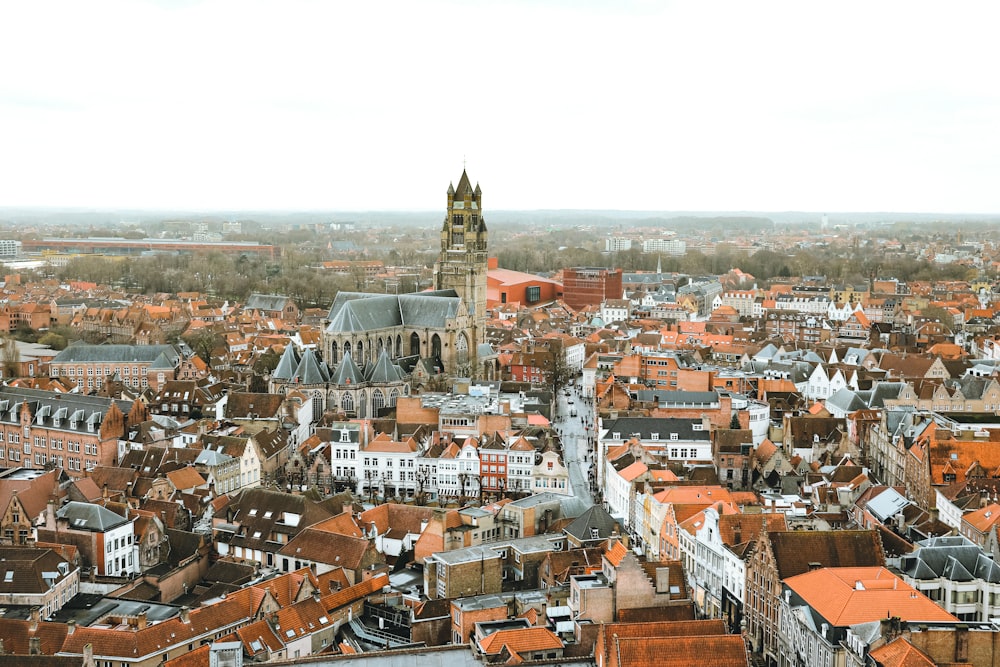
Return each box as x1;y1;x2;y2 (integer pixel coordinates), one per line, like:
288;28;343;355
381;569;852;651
273;170;492;420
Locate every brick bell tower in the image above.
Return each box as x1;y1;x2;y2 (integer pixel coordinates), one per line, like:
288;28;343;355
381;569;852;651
433;169;488;344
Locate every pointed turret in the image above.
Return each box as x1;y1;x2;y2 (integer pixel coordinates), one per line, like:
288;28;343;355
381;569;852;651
365;348;405;384
292;347;330;385
329;350;364;387
272;343;301;381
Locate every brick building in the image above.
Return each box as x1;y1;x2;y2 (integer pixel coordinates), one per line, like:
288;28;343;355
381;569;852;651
0;386;145;475
562;267;624;310
49;344;200;393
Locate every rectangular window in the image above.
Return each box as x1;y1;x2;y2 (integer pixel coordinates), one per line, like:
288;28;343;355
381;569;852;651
526;286;541;303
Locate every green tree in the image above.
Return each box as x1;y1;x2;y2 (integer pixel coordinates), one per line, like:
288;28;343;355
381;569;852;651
37;331;68;350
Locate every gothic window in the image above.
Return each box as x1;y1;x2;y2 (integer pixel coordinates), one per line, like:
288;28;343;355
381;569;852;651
358;391;367;419
357;341;364;365
389;389;399;407
456;333;469;367
373;389;385;413
452;214;463;226
344;341;352;358
312;391;323;421
431;334;442;359
453;232;464;246
330;342;338;364
341;393;354;415
395;335;402;359
410;332;421;357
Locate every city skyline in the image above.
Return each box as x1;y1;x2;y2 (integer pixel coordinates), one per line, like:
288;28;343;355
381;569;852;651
2;0;999;214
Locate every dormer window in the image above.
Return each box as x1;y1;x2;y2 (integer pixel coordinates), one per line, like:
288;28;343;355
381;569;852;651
670;433;678;441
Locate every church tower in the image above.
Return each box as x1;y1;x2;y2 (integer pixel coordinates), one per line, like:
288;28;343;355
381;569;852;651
434;169;488;340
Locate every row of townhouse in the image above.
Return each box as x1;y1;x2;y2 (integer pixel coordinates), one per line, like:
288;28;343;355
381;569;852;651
294;422;570;503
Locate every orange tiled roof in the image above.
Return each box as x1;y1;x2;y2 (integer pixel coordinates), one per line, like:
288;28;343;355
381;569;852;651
478;627;562;656
867;636;939;667
784;567;957;626
613;635;749;667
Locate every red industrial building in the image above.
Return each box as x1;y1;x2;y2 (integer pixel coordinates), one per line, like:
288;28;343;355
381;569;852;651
486;258;562;307
562;267;623;310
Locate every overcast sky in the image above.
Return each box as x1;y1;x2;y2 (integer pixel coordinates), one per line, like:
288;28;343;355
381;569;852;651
2;0;998;213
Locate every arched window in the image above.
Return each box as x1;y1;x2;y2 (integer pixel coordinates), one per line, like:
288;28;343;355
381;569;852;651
389;388;399;407
330;342;338;364
377;338;384;357
456;333;469;367
356;341;364;366
372;389;385;413
358;391;367;419
395;335;402;358
343;341;352;358
410;332;421;356
431;334;442;358
312;391;323;421
341;393;354;415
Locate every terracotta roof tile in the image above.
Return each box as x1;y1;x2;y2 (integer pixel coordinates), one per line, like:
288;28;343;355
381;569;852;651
867;636;940;667
785;567;956;626
478;627;563;656
613;635;748;667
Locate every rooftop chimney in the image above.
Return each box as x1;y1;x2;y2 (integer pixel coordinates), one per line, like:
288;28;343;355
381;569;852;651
29;637;40;655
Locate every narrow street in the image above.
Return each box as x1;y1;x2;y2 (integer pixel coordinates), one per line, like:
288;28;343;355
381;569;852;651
553;383;597;513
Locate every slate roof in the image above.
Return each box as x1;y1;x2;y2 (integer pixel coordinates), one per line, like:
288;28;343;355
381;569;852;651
272;343;301;381
365;349;405;384
325;290;461;333
0;386;133;435
563;505;621;543
291;347;330;384
244;293;292;312
52;343;182;365
898;535;1000;584
329;351;364;386
602;417;710;441
57;501;129;532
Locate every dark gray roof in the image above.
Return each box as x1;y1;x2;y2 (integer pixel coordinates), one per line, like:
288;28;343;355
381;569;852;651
563;505;620;542
292;347;330;384
272;343;301;381
602;417;710;441
244;293;292;312
898;536;1000;584
365;349;404;384
57;501;129;531
0;386;133;435
869;382;907;408
329;351;364;386
825;388;867;413
325;290;461;333
52;344;182;365
640;390;720;406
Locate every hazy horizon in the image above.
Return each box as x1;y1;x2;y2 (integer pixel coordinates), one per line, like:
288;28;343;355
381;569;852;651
2;1;999;213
